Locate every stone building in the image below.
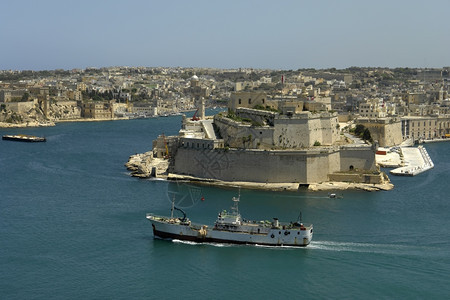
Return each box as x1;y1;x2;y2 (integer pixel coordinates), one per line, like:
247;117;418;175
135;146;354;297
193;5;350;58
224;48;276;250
357;117;403;147
81;101;112;119
401;116;438;141
436;115;450;137
358;98;386;118
228;91;272;111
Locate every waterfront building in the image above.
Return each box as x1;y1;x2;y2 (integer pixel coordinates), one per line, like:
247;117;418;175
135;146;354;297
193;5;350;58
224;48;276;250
81;101;112;119
401;116;438;141
357;117;403;147
437;115;450;137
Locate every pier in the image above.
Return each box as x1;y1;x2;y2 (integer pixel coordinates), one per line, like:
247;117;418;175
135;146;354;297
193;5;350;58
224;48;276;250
390;146;434;176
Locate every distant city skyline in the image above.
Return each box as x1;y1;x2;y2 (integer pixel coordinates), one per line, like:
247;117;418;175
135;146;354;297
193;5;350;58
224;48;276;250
1;0;449;71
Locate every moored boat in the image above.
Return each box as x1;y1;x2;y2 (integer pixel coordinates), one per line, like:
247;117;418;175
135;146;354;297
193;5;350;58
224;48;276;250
2;134;46;142
147;194;313;247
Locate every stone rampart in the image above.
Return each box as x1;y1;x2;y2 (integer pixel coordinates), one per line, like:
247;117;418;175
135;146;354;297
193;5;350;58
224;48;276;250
328;173;383;184
214;115;274;149
172;146;372;184
339;145;377;171
4;101;35;114
357;118;403;147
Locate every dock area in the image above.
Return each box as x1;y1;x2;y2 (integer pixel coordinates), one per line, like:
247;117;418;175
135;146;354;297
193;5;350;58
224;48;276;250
376;145;434;176
390;146;434;176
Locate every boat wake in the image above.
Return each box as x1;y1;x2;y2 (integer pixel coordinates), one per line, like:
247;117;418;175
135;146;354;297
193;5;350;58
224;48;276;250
171;239;231;248
309;240;438;256
170;239;307;250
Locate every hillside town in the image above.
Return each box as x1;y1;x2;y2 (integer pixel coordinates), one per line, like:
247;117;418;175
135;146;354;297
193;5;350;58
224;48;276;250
1;66;450;144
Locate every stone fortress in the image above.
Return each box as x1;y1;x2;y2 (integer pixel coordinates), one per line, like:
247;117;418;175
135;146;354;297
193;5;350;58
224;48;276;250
127;87;392;191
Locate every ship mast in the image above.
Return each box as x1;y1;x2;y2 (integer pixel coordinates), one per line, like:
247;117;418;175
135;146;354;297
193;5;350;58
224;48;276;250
231;188;240;215
171;195;175;219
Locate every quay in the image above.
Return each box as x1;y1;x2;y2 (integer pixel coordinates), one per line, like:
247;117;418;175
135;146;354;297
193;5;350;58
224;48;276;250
376;145;434;176
390;146;434;176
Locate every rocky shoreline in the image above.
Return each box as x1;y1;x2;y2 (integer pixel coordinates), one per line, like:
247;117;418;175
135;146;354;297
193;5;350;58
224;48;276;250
0;121;55;128
0;117;132;128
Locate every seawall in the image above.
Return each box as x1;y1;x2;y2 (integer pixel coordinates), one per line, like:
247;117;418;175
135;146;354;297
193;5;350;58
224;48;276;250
172;145;377;184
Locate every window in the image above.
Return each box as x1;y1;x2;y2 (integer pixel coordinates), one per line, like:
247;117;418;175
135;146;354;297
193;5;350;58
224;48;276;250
248;98;252;104
238;98;241;104
262;99;265;104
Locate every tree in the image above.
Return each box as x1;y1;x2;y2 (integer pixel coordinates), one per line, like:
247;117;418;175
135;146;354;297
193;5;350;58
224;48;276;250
21;92;30;102
354;124;365;136
362;128;372;142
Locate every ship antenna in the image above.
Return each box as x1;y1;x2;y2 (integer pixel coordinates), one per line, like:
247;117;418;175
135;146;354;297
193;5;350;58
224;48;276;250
231;188;240;215
297;211;303;224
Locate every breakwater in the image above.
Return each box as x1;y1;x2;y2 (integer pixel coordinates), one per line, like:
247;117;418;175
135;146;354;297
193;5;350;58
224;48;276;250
390;146;434;176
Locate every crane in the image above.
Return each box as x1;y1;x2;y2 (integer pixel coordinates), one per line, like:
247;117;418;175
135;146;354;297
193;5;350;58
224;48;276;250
191;109;199;121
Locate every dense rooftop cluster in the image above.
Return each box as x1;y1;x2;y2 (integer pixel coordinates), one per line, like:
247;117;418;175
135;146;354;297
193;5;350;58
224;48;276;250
1;66;449;136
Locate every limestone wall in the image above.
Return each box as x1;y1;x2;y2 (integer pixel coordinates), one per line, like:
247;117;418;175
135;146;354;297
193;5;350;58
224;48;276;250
173;147;349;184
339;146;377;172
320;113;340;145
214;115;274;149
273;112;339;147
358;118;403;147
328;173;383;184
215;111;340;149
274;116;312;148
306;150;340;183
235;107;276;126
4;101;35;114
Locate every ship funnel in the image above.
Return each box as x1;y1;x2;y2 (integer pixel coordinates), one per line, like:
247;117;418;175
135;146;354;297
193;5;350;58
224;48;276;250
273;218;279;228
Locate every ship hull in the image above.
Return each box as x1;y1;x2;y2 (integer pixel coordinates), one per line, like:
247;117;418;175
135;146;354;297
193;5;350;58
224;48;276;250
2;135;46;142
149;217;313;247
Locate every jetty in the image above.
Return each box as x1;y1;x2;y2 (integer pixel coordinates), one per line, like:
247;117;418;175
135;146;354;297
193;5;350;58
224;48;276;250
390;146;434;176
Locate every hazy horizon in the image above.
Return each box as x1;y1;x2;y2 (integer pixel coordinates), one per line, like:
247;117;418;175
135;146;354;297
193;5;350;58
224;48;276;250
1;0;449;71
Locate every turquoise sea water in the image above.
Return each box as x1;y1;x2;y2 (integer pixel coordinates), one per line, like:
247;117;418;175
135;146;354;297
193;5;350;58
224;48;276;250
1;114;450;299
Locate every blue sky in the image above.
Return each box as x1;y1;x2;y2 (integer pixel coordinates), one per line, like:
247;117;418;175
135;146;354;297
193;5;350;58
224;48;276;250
1;0;449;70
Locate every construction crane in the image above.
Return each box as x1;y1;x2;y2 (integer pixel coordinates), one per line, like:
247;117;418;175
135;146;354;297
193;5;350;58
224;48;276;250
191;109;199;121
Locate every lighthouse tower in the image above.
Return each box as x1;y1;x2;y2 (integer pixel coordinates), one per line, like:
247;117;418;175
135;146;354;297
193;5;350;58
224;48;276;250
190;75;205;120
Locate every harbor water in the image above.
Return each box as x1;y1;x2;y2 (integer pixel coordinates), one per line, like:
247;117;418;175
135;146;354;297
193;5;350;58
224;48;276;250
1;114;450;299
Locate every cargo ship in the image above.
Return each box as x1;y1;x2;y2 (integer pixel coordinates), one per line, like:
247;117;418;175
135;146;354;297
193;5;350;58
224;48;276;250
2;134;46;142
147;194;313;247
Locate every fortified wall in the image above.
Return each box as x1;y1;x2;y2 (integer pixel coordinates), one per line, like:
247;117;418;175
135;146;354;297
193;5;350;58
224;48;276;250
357;117;403;147
214;109;340;149
172;145;377;184
273;112;339;148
